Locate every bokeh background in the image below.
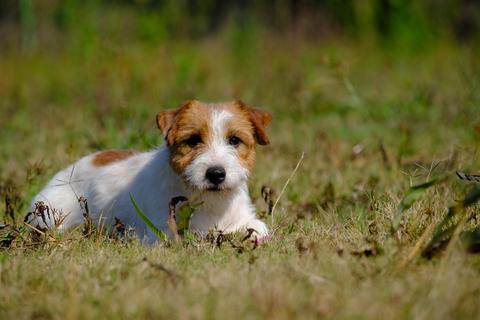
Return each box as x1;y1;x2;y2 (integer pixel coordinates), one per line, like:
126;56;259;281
1;0;480;215
4;0;480;48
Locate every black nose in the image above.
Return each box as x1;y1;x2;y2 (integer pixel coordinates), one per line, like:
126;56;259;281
205;166;226;185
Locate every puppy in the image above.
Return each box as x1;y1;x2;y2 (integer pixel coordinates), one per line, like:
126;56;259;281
28;100;271;243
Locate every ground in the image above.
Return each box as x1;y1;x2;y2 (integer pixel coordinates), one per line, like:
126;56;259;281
1;30;480;319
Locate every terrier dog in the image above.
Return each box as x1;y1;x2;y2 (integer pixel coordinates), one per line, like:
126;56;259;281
28;100;271;243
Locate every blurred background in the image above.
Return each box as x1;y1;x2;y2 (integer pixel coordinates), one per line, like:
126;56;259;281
0;1;479;203
2;1;480;52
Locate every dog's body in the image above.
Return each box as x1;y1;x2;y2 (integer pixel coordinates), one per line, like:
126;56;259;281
29;101;270;243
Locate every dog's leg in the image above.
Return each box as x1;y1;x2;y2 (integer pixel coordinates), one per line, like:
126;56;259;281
244;218;271;244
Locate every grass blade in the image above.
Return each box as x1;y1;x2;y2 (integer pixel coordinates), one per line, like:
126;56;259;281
178;202;202;234
422;186;480;258
460;228;480;254
129;193;168;242
462;185;480;207
392;179;439;232
167;196;202;239
421;206;459;259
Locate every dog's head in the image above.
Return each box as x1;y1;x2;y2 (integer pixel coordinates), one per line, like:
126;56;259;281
156;100;271;192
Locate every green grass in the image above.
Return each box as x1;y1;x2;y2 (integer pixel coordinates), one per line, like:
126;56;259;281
1;26;480;319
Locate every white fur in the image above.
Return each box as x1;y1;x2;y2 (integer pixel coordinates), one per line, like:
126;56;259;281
185;110;249;191
28;110;268;244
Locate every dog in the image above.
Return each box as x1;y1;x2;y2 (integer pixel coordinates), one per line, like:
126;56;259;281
28;100;271;243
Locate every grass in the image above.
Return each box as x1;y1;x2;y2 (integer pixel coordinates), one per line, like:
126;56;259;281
1;24;480;319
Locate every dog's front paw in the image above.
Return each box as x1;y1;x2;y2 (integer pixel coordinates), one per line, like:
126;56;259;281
244;219;270;244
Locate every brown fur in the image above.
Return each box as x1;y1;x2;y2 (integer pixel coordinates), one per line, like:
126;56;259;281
222;102;259;171
167;101;212;174
234;100;272;145
156;100;271;176
91;150;138;166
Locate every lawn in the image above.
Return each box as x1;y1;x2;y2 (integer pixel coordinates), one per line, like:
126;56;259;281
1;6;480;319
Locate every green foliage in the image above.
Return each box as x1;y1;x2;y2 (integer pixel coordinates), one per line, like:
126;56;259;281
392;179;440;232
462;185;480;207
19;0;36;50
6;0;480;55
460;228;480;253
423;186;480;258
177;202;202;235
129;193;168;242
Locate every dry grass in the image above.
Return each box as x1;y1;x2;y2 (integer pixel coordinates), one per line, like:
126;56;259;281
1;31;480;319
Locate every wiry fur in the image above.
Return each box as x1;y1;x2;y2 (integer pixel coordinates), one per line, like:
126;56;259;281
29;100;271;244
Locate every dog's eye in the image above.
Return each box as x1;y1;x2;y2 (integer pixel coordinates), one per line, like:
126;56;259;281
184;135;203;147
228;136;242;147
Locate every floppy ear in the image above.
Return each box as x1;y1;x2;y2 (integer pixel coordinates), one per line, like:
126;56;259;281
156;109;177;145
245;105;272;145
156;101;197;145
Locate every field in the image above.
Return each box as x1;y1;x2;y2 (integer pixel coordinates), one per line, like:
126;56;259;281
1;6;480;319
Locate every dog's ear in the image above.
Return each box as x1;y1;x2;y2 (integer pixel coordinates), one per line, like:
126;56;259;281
237;101;272;145
157;101;197;145
156;109;177;145
248;107;272;145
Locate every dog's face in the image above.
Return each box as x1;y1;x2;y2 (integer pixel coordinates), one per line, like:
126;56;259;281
156;100;271;192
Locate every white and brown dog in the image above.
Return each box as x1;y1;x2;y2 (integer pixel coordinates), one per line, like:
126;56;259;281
29;100;271;243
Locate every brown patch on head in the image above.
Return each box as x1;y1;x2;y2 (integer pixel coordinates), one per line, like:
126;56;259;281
219;100;272;171
91;150;138;167
156;100;272;177
233;100;272;145
221;102;259;171
165;101;211;174
157;101;190;145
